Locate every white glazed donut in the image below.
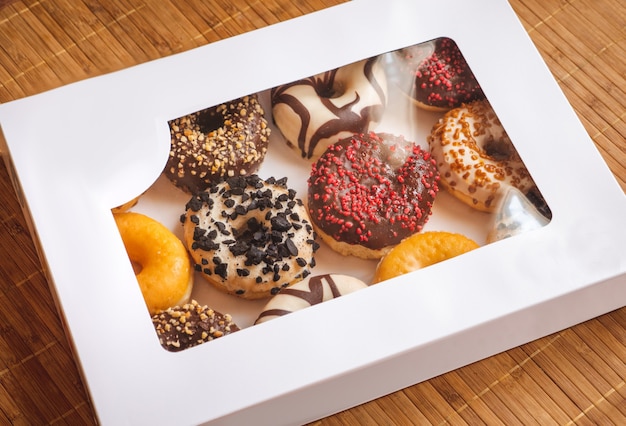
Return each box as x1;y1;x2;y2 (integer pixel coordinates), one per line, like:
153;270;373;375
271;57;388;160
428;100;536;212
254;273;368;324
181;174;320;299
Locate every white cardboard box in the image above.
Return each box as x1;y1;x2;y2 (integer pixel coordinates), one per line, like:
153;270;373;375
1;0;625;424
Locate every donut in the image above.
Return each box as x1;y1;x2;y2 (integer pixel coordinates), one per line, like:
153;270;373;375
152;300;239;352
271;57;388;160
254;274;368;324
373;231;479;283
165;94;271;193
487;187;550;243
114;212;193;315
181;174;320;299
395;38;484;111
307;132;439;259
428;100;537;212
111;195;140;213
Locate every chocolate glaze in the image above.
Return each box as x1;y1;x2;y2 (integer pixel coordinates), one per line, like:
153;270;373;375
271;57;386;159
152;300;239;352
398;38;485;109
166;95;270;194
308;133;440;250
280;274;341;303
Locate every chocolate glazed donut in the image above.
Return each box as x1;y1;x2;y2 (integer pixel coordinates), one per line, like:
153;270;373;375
395;37;485;111
307;132;440;259
271;57;388;160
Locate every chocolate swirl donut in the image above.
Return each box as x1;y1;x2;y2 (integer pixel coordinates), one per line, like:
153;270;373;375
271;57;388;160
254;274;368;324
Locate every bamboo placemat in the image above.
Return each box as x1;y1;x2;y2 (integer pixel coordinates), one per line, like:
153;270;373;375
0;0;624;424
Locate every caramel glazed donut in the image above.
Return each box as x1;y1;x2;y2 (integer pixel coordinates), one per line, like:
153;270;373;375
165;94;271;194
428;100;537;212
271;57;388;160
181;174;320;299
308;132;439;260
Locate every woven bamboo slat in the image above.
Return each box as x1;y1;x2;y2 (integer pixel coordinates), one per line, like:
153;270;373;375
0;0;624;424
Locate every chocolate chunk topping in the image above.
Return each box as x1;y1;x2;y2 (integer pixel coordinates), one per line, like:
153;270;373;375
183;174;319;297
215;263;228;279
270;215;292;232
285;238;299;256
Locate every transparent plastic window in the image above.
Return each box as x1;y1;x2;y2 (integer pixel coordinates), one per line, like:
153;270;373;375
112;37;551;352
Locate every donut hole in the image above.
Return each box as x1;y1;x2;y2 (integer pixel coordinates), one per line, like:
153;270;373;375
483;138;513;161
131;260;143;275
196;109;224;135
233;217;268;246
316;79;346;99
229;216;275;262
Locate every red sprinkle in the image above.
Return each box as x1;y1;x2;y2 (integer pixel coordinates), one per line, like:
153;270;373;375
307;132;440;250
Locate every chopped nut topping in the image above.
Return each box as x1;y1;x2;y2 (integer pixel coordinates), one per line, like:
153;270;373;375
151;300;240;352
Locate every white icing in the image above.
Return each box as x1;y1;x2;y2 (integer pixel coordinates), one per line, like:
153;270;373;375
428;100;535;212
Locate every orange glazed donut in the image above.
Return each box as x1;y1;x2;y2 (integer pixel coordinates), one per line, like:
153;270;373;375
111;194;142;213
114;212;193;315
428;100;536;212
373;231;479;283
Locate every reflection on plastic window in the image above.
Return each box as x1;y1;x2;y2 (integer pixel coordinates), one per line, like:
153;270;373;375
111;36;551;351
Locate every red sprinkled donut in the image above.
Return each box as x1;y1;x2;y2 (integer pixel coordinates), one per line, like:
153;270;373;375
395;38;485;111
307;132;439;259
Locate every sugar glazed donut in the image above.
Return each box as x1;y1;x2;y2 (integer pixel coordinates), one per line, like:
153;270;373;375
271;57;388;160
373;231;479;283
308;132;439;259
181;175;320;299
152;300;239;352
111;194;141;213
165;94;271;193
395;38;484;111
114;212;193;315
255;274;368;324
428;100;536;212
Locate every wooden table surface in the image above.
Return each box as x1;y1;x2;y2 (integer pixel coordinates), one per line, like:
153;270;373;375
0;0;624;424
